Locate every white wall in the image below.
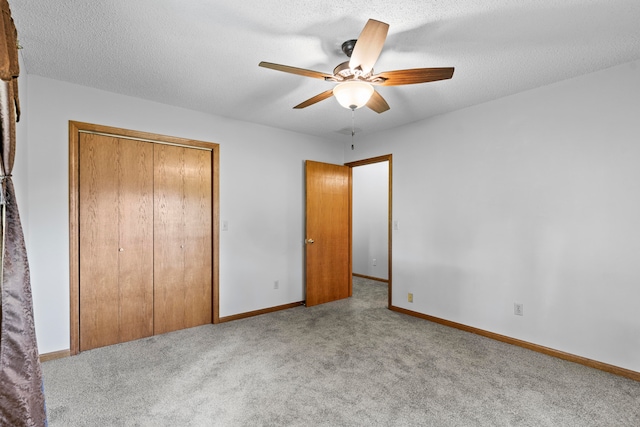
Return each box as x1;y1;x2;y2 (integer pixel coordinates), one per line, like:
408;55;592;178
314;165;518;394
345;59;640;372
24;75;343;354
352;161;388;279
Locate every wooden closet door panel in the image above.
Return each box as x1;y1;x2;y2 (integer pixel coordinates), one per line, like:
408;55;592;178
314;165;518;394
154;144;187;334
183;148;212;327
79;134;120;351
118;139;154;342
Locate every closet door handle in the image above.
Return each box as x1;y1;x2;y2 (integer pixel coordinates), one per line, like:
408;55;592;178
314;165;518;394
119;248;124;252
305;239;315;244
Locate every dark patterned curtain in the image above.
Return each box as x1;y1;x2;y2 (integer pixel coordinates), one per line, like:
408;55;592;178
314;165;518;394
0;1;48;425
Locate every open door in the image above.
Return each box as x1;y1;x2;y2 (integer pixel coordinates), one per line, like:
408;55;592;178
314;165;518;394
305;160;351;306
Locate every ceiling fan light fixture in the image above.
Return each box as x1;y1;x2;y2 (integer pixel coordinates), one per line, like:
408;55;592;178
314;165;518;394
333;81;374;110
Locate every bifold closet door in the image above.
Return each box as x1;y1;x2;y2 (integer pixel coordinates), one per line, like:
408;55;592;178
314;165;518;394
154;144;212;334
79;134;154;351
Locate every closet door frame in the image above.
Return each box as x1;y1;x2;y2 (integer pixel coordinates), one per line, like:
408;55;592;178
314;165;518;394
69;121;220;356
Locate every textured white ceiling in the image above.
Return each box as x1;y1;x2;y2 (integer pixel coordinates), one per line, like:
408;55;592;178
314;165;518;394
10;0;640;142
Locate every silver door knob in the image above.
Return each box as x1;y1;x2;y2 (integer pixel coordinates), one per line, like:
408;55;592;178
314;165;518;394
119;248;124;252
305;239;315;244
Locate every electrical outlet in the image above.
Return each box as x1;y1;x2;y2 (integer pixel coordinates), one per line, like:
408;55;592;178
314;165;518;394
408;293;413;303
274;280;279;290
372;258;377;266
514;303;523;316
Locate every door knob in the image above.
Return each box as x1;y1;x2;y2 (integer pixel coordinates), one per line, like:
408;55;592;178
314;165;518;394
305;239;315;244
119;248;124;252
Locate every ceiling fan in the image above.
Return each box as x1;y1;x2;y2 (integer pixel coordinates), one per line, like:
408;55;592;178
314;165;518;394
259;19;454;113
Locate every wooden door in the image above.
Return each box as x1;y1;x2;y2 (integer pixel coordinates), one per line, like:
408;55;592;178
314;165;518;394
118;139;155;342
154;144;212;334
182;147;213;327
79;134;154;351
305;160;351;306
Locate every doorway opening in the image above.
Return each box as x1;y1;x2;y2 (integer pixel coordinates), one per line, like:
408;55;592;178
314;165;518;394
346;155;392;308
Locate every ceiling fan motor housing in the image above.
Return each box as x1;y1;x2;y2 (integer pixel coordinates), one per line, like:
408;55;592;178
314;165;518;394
333;61;373;81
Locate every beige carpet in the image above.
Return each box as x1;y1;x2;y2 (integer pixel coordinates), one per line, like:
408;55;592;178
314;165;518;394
41;277;640;426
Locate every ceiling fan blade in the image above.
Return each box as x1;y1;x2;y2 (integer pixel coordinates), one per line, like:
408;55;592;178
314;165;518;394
373;67;455;86
293;89;335;109
259;62;333;80
366;90;390;114
349;19;389;75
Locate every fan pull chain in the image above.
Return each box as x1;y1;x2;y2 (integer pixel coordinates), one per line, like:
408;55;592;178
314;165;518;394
351;108;355;150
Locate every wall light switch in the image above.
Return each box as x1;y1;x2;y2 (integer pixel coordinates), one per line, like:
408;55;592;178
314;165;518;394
222;220;229;231
393;220;399;230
